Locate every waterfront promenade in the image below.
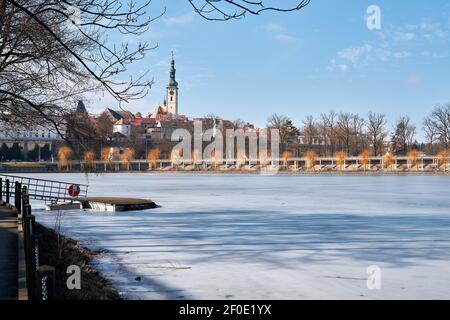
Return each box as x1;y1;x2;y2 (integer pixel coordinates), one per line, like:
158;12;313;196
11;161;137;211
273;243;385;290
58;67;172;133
0;155;449;173
0;206;18;300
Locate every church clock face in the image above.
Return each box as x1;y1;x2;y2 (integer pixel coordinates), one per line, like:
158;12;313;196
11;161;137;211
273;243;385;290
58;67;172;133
169;90;175;96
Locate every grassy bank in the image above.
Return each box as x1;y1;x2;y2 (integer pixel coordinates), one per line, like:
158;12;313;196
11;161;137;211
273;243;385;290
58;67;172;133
36;223;120;300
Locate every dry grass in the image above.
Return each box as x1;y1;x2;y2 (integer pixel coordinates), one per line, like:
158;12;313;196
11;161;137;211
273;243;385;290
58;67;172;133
259;150;269;168
83;151;96;170
358;150;371;171
281;151;293;168
305;150;317;170
147;148;160;169
101;147;113;162
334;151;347;171
210;150;219;169
191;150;200;165
120;148;135;170
383;152;395;171
57;146;73;169
407;149;421;170
171;148;183;168
437;149;450;170
236;151;247;168
36;223;119;300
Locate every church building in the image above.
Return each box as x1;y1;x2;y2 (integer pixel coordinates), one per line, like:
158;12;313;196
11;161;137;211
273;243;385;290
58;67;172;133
149;54;185;120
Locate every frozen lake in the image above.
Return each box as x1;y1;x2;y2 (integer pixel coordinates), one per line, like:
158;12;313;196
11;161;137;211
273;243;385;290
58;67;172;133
28;173;450;299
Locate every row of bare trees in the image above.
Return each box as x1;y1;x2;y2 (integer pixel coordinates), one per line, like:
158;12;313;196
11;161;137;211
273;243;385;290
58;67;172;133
268;104;450;157
268;111;391;156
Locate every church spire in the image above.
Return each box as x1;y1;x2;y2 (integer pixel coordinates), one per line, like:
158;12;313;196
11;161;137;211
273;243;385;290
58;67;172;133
166;52;179;115
169;51;178;87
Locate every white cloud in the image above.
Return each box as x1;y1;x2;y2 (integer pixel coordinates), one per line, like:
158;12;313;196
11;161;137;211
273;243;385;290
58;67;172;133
263;23;284;33
273;34;298;42
337;44;373;64
394;31;416;41
329;17;449;73
338;64;348;73
393;51;412;59
263;23;298;42
405;75;422;86
328;58;348;73
162;14;194;25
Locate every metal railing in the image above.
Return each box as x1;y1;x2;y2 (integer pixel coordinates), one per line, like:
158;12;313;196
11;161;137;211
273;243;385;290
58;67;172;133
1;178;55;300
0;174;88;202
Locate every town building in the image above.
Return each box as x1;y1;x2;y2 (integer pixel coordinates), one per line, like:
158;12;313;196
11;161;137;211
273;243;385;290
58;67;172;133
0;122;63;161
110;56;189;139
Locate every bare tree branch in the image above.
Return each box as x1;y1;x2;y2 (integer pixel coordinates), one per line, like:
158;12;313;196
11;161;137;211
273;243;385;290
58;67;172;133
187;0;310;21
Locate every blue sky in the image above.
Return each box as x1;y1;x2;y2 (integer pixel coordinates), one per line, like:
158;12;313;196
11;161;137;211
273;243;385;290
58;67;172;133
90;0;450;139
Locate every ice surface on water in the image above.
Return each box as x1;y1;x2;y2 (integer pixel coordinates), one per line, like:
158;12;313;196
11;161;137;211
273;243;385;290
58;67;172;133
28;173;450;299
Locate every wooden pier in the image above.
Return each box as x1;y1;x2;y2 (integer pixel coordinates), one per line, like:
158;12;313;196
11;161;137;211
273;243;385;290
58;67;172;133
81;197;157;212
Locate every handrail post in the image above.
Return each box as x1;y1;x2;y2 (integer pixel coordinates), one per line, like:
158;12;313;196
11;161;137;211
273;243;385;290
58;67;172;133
36;266;55;300
5;179;10;204
24;214;36;299
21;186;28;215
15;182;22;212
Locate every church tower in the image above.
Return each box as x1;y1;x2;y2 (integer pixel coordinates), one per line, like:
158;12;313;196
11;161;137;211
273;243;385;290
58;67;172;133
166;53;179;115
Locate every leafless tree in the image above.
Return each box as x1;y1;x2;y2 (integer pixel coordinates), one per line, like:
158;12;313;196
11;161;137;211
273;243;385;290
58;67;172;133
366;112;387;156
267;113;297;152
349;113;366;154
187;0;310;21
232;118;245;129
391;115;416;155
318;110;338;155
0;0;161;136
423;116;438;154
425;104;450;149
336;112;353;154
334;112;366;155
301;115;318;146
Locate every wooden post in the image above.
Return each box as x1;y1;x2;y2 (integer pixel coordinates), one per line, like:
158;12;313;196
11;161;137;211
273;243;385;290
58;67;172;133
36;266;55;300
